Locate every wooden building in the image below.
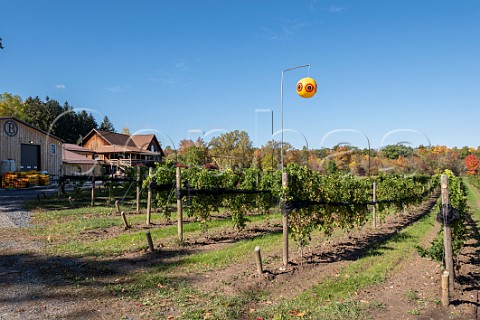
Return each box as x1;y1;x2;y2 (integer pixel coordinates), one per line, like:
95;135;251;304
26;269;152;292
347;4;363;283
0;116;63;181
62;143;101;176
81;129;164;173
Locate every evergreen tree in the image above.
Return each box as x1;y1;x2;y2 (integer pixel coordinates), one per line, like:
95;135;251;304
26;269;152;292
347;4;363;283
99;116;115;132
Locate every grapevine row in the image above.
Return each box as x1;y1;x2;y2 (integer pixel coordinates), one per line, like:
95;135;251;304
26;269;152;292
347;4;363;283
145;162;437;245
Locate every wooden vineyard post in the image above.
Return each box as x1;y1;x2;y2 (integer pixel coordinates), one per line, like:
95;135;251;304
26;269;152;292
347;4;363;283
90;175;95;206
255;246;263;275
121;211;130;229
115;199;130;228
372;181;377;228
146;231;155;252
136;165;141;213
281;172;289;269
146;167;153;225
442;271;450;307
441;174;454;290
176;166;183;242
58;178;65;196
68;196;75;207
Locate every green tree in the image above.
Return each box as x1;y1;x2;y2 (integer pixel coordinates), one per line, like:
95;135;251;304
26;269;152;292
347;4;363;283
257;140;282;171
178;138;207;166
458;146;472;159
0;93;25;118
54;102;78;142
326;159;339;174
23;96;48;130
99;115;115;132
163;145;178;162
380;144;414;160
208;130;253;169
76;110;98;142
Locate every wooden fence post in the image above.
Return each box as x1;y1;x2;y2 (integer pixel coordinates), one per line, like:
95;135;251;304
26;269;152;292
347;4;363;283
441;174;454;290
372;181;377;228
281;172;289;269
136;166;141;213
176;166;183;242
146;167;153;225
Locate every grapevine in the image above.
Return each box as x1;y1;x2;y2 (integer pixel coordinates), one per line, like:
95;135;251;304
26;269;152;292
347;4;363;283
145;162;436;245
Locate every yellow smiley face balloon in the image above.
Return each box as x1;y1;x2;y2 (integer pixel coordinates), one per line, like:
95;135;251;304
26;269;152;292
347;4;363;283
296;77;317;98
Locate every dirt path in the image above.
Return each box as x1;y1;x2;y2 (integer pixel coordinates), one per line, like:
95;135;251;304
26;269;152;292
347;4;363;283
354;183;480;320
353;224;446;320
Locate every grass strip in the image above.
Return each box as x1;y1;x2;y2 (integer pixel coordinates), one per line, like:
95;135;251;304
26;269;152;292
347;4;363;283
464;178;480;221
43;210;281;256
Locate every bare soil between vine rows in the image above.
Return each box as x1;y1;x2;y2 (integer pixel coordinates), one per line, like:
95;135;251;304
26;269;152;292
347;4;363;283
1;189;480;319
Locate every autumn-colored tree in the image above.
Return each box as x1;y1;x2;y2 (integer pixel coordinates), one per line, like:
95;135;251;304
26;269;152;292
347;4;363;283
465;154;480;175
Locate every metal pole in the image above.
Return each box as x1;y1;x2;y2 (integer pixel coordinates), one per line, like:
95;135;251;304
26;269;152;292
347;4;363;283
280;64;310;173
279;64;311;269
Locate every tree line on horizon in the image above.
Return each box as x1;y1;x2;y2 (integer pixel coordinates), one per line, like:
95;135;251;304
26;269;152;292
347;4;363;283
2;92;478;177
164;133;479;177
0;92;115;144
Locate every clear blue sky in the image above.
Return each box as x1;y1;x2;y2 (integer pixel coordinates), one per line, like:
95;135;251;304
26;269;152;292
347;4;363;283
1;0;479;150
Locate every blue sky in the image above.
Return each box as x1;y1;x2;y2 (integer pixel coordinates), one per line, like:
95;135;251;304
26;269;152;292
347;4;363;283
1;0;479;150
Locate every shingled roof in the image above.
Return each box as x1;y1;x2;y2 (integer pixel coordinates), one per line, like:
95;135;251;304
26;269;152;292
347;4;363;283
81;129;164;156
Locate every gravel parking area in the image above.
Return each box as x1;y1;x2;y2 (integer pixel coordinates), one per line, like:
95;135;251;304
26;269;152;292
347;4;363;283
0;187;61;319
0;187;58;228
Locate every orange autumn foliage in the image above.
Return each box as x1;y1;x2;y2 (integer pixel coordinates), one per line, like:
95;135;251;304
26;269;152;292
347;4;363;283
465;154;479;175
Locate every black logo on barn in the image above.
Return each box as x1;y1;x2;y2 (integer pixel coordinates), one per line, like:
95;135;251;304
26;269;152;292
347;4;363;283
3;120;18;137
